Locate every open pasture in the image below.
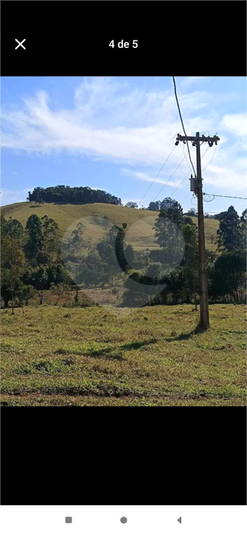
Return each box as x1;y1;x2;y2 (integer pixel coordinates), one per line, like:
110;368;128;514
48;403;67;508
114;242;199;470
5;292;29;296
1;303;245;406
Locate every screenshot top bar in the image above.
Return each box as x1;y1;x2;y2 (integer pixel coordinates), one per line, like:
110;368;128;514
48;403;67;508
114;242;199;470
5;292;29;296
1;1;246;76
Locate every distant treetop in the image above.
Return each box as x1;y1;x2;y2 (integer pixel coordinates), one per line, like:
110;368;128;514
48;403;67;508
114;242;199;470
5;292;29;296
27;185;122;206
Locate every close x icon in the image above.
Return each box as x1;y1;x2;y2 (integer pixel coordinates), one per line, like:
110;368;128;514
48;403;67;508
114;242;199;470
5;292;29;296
15;38;26;50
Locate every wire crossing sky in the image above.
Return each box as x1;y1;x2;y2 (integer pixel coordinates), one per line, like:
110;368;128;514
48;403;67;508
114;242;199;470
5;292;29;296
172;76;196;178
1;76;247;214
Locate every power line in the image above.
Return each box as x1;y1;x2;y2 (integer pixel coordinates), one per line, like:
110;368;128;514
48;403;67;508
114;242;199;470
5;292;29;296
202;136;218;172
137;144;176;207
122;152;190;246
203;193;247;200
122;141;180;240
172;76;196;177
169;171;191;197
152;154;188;202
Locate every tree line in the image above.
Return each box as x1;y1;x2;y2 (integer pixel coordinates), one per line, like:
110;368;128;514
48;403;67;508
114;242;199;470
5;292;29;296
1;213;73;311
27;185;122;206
1;199;246;310
123;202;246;307
147;201;231;220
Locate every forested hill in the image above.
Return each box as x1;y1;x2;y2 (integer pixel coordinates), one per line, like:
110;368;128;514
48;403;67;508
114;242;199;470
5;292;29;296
27;185;122;205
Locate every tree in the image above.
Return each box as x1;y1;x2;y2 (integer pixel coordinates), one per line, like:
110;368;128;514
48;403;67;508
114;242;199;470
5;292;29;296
240;208;247;224
96;231;119;283
1;224;25;312
50;282;72;305
125;202;138;209
40;215;60;262
145;262;167;285
28;266;48;290
159;197;183;216
148;218;200;306
77;250;108;287
185;208;197;217
182;222;198;260
217;206;243;253
121;271;154;307
240;208;247;249
61;221;86;285
69;221;85;255
172;222;199;304
183;216;194;226
14;282;36;310
24;214;43;263
214;211;227;221
210;251;246;302
1;273;33;310
148;201;161;211
209;233;216;244
3;217;24;240
27;185;122;205
153;200;184;267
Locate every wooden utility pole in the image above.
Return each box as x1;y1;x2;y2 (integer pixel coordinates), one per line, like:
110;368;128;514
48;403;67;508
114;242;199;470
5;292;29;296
176;132;220;330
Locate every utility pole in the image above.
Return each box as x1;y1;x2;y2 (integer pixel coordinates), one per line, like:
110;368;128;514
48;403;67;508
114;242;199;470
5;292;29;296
175;132;220;331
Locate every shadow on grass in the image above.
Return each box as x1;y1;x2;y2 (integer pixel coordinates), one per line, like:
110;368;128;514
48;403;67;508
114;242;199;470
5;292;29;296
120;338;157;351
55;339;157;361
165;324;206;342
86;347;126;361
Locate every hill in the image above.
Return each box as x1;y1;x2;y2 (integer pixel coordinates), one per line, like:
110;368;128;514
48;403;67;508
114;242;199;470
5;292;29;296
1;202;219;252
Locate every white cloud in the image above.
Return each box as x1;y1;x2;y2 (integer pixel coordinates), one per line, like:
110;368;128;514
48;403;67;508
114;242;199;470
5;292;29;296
203;163;247;191
1;188;31;206
221;113;247;136
121;168;182;188
180;77;213;88
1;78;247;192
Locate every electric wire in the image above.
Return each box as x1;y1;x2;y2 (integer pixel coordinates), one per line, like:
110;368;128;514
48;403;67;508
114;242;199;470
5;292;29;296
151;154;188;202
202;139;218;172
137;144;176;208
121;140;181;249
172;76;196;177
203;193;247;200
122;152;191;255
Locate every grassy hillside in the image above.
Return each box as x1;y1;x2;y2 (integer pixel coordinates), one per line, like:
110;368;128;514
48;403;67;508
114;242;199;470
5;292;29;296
1;303;245;406
2;202;219;252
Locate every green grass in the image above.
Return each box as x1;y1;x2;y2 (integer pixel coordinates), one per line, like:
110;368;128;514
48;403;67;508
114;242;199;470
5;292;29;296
1;303;245;406
2;202;219;252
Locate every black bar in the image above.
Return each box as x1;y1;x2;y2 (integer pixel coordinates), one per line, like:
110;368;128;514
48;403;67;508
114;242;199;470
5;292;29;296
1;1;246;76
1;407;246;505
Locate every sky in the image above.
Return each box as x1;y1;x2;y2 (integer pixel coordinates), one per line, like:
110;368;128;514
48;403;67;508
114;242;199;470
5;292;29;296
1;76;247;214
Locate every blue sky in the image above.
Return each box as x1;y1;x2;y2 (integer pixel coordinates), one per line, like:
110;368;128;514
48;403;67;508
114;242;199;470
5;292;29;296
1;76;247;214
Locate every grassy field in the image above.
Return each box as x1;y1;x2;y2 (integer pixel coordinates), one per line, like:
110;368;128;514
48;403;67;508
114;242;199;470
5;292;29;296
2;202;219;252
1;303;245;406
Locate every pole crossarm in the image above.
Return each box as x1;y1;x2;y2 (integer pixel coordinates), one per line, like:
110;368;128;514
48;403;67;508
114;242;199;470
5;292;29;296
176;134;220;146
